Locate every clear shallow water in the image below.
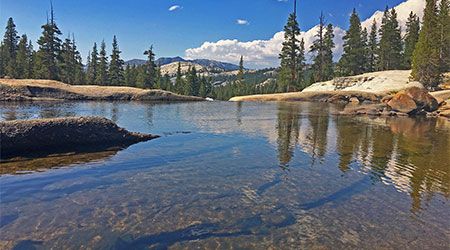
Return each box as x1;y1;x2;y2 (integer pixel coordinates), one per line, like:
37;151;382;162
0;101;449;249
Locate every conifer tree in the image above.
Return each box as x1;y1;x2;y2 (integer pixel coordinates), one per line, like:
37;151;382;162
438;0;450;71
279;12;302;92
3;17;19;77
184;66;194;96
368;20;378;72
378;7;403;70
95;40;108;85
71;36;84;85
403;12;420;68
136;65;147;88
310;12;326;82
164;73;172;91
361;27;370;71
237;55;244;84
15;34;32;78
86;42;98;84
154;63;162;89
322;24;335;81
338;9;366;76
124;64;132;86
175;62;184;93
59;35;74;84
143;45;156;88
412;0;441;89
34;5;62;80
108;35;124;85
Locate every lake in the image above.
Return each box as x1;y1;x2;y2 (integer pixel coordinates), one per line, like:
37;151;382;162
0;101;449;249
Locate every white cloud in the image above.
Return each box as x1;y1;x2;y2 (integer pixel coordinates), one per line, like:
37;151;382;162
237;19;249;25
169;5;181;11
185;0;427;69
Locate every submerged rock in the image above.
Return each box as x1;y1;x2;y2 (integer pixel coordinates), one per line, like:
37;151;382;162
0;116;159;156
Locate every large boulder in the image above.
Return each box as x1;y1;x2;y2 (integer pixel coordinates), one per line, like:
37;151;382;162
403;87;439;112
0;116;159;156
387;93;418;114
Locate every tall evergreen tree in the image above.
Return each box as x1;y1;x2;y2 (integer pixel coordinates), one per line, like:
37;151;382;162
368;19;378;72
143;45;156;88
403;12;420;68
71;36;84;85
86;42;98;84
95;40;108;85
378;7;403;70
310;12;326;82
15;34;33;78
412;0;441;89
237;55;244;84
34;5;62;80
322;24;335;81
338;9;366;76
175;62;184;93
0;42;6;77
3;17;19;77
59;35;74;84
108;35;124;85
361;27;370;72
438;0;450;72
279;12;303;91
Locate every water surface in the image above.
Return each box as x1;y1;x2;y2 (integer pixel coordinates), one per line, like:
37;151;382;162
0;101;449;249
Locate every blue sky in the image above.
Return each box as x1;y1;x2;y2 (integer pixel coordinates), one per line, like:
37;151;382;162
1;0;411;67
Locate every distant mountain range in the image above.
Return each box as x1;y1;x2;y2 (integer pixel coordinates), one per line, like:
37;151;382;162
124;57;240;71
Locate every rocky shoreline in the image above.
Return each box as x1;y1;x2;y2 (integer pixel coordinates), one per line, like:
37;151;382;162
0;79;204;102
0;116;159;156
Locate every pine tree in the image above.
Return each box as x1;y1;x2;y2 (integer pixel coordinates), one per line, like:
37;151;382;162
143;45;156;88
237;55;244;84
438;0;450;72
71;36;84;85
34;5;62;80
368;19;378;72
86;42;98;84
154;64;162;89
175;62;184;93
108;35;124;85
279;12;302;92
15;34;31;78
361;27;370;72
403;12;420;68
3;17;19;77
95;40;108;85
310;12;326;82
322;24;335;81
378;7;403;70
59;35;74;84
338;9;366;76
124;64;132;86
184;66;194;95
412;0;441;89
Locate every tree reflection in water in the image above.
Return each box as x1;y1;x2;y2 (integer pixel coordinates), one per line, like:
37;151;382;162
276;102;449;214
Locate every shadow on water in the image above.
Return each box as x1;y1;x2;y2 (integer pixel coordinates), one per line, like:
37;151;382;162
112;213;296;250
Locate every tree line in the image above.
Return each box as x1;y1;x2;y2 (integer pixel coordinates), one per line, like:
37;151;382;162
1;0;449;100
279;0;449;91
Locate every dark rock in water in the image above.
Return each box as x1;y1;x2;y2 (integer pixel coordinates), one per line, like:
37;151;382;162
387;93;417;114
327;94;349;104
0;116;159;156
403;87;439;112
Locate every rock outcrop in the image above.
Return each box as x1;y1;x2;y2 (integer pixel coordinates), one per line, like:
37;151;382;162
386;87;439;115
0;79;204;102
0;116;159;156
